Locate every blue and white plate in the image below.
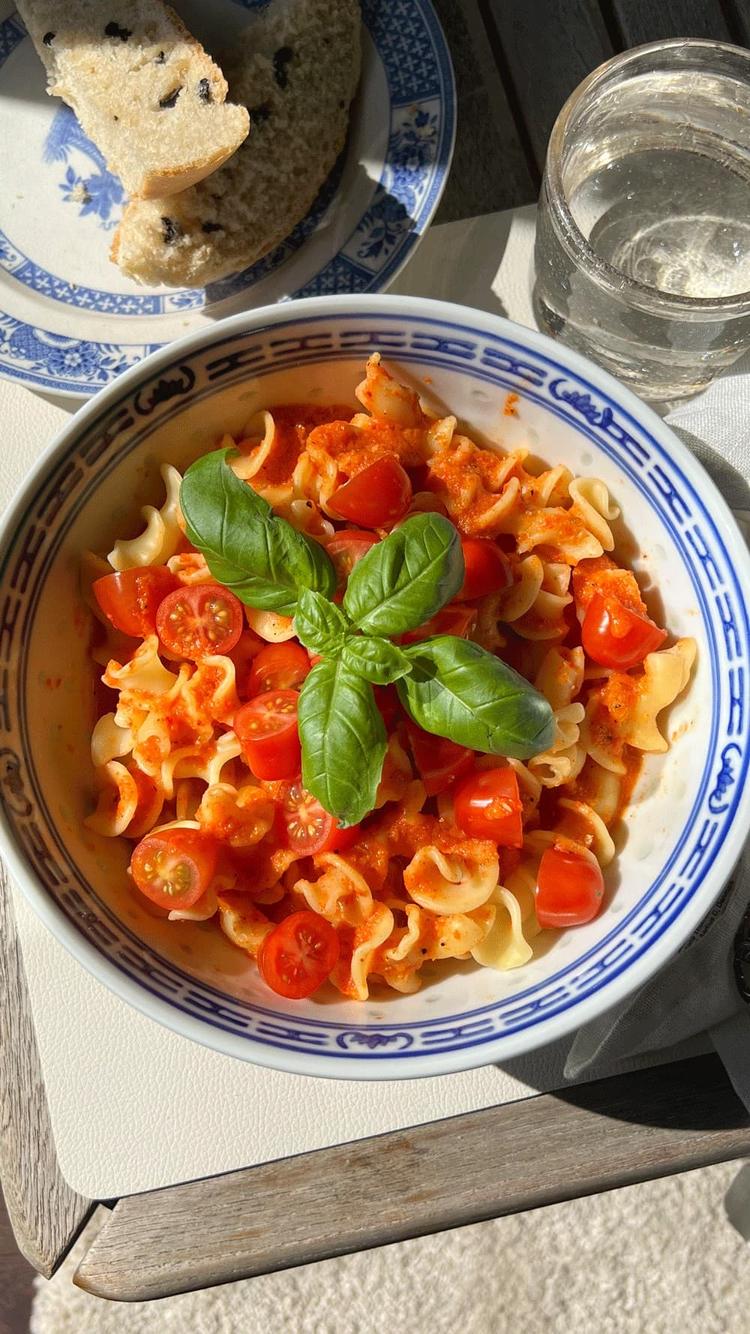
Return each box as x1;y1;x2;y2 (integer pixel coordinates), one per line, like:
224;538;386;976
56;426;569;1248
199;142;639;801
0;0;455;397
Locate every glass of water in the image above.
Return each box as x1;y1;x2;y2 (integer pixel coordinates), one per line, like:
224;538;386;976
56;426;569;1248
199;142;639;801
533;39;750;401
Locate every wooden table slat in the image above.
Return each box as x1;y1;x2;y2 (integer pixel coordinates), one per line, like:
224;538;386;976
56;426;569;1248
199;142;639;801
725;1;750;44
0;872;93;1277
483;0;615;171
73;1055;750;1303
432;0;536;220
609;0;733;46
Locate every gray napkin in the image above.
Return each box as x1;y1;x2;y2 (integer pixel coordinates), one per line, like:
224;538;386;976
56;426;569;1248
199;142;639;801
565;356;750;1108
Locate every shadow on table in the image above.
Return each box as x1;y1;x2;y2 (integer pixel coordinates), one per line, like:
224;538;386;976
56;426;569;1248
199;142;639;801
387;209;515;317
498;1050;750;1133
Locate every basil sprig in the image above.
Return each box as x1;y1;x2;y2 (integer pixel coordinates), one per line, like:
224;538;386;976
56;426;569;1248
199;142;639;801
299;659;386;827
398;637;556;757
181;449;335;615
344;512;463;634
179;454;554;825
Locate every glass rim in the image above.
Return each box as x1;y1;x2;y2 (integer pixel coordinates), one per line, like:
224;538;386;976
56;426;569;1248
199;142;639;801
545;37;750;316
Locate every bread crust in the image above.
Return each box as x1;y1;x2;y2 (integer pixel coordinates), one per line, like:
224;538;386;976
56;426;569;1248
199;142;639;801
112;0;362;286
18;0;249;198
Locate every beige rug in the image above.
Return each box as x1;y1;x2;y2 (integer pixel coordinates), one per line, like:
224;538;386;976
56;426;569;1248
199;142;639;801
30;1160;750;1333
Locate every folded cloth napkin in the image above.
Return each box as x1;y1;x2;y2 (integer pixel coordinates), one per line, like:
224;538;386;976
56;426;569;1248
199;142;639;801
565;354;750;1108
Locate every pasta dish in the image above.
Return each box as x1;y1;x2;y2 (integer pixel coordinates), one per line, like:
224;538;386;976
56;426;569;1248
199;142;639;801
84;356;695;1001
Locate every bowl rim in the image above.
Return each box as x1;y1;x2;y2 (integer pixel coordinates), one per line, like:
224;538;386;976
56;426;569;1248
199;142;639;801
2;292;749;1079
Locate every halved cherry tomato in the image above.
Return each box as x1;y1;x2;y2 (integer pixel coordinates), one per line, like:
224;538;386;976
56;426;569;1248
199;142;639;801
536;844;605;927
401;604;477;645
326;529;379;593
328;456;412;528
582;591;666;670
456;539;512;602
93;567;178;638
130;828;217;910
259;910;340;998
235;690;300;780
453;767;523;846
246;642;311;695
279;780;360;855
156;584;244;660
406;723;473;796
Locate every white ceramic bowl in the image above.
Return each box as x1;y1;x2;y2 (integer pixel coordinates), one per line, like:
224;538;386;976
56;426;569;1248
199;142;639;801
1;295;748;1079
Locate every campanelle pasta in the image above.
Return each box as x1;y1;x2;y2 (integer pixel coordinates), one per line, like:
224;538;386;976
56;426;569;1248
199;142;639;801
84;355;696;1002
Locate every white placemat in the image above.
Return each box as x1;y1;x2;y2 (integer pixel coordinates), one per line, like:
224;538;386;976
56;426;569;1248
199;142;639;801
7;209;709;1200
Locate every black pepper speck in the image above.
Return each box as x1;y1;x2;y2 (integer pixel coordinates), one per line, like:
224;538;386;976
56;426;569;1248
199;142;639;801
161;217;183;245
42;31;54;46
104;21;132;41
273;45;293;88
197;77;211;103
155;50;165;64
159;87;181;109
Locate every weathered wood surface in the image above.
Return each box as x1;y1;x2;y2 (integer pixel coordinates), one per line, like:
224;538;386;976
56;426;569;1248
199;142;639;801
609;0;733;45
74;1055;750;1303
432;0;536;220
483;0;614;171
0;1192;35;1334
0;868;93;1277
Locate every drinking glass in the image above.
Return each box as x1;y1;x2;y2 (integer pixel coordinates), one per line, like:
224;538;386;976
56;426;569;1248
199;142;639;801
533;40;750;400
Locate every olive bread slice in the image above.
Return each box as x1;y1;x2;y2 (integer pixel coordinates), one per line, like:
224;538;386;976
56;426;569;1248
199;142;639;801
18;0;249;199
110;0;361;286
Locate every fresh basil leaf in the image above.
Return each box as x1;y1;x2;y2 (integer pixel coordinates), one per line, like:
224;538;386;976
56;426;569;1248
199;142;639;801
180;449;335;615
343;513;464;636
298;658;387;826
341;636;412;685
398;635;555;758
294;589;350;656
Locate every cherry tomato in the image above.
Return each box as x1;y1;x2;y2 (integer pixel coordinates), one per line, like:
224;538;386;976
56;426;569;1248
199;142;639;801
326;529;379;592
130;829;217;910
279;780;360;855
259;910;340;999
246;642;311;695
235;690;301;780
93;567;178;638
536;845;605;927
328;456;412;528
453;767;523;846
156;584;244;660
456;539;512;602
401;604;477;645
582;592;666;670
406;723;474;796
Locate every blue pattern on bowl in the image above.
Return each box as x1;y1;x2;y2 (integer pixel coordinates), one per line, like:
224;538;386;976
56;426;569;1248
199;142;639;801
0;302;747;1077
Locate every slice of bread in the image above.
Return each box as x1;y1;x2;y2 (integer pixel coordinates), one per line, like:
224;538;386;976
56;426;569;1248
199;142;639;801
18;0;250;199
111;0;361;287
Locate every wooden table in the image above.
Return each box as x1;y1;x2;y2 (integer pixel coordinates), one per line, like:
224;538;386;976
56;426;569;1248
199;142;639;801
2;0;750;1310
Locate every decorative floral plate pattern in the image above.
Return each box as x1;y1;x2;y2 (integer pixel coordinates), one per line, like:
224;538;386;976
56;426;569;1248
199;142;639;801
0;0;455;395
